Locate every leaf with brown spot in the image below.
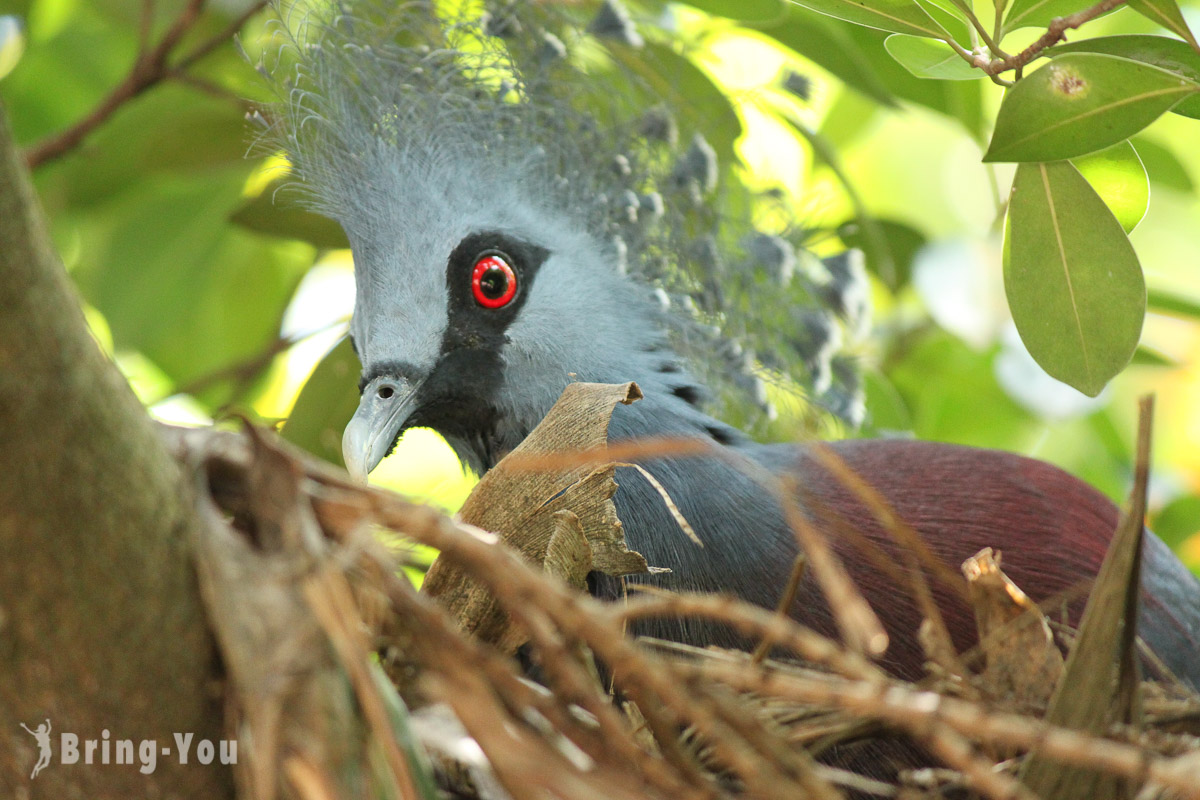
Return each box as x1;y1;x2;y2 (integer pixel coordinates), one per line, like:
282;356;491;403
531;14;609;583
984;53;1200;163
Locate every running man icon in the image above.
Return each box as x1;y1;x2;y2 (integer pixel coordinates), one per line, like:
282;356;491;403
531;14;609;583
19;719;51;779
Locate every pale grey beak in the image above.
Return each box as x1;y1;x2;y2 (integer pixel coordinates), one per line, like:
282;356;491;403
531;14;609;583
342;375;421;482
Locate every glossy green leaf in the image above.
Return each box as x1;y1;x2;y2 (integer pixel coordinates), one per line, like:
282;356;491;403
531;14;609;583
1003;0;1094;32
919;0;974;19
861;369;913;432
58;85;251;207
787;0;952;39
680;0;788;21
884;34;981;79
1126;0;1200;53
1004;161;1145;397
984;53;1200;163
67;170;312;405
1051;35;1200;118
912;0;973;44
281;337;361;467
885;331;1040;449
0;16;24;81
1070;141;1148;233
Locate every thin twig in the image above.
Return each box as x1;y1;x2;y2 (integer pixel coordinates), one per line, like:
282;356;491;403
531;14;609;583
689;662;1198;798
752;553;807;664
982;0;1130;77
24;0;268;168
176;0;270;72
152;320;346;406
960;10;1010;61
138;0;156;55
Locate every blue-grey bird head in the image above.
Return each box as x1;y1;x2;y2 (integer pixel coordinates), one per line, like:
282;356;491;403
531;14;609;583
338;181;669;477
268;0;870;479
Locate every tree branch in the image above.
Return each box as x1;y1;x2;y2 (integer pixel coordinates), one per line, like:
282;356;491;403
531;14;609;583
983;0;1129;77
0;101;231;797
23;0;268;169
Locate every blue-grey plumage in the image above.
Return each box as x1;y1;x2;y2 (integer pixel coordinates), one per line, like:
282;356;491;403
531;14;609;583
269;0;1200;716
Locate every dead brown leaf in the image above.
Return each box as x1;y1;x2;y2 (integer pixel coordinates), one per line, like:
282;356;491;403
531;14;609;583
423;381;655;651
962;547;1063;709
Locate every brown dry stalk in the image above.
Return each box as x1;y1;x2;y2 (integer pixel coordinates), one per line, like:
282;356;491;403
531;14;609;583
384;560;707;800
810;443;968;602
686;661;1199;798
303;567;422;800
752;553;807;664
614;593;883;683
776;473;890;659
920;727;1038;800
347;492;836;797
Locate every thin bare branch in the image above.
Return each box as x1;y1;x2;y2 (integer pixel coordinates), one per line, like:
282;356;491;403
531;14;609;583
982;0;1130;76
24;0;269;168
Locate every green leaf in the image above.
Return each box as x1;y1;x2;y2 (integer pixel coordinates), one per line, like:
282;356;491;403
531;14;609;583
281;337;361;467
1147;286;1200;320
984;53;1200;163
913;0;973;43
861;369;913;432
837;217;926;290
768;10;986;133
884;332;1040;449
232;179;352;250
1050;35;1200;119
919;0;974;19
1004;161;1145;397
1003;0;1101;33
1151;494;1200;551
1070;141;1148;233
679;0;788;22
1131;135;1195;191
1130;345;1180;367
768;10;899;105
884;33;981;79
69;170;313;404
1126;0;1200;54
787;0;952;39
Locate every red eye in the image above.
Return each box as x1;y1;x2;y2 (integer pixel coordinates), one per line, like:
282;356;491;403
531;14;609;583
471;254;518;308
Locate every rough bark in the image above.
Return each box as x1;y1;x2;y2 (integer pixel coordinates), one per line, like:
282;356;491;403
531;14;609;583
0;102;232;798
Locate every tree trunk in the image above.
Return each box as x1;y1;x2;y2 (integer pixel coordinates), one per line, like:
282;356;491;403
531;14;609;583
0;102;232;798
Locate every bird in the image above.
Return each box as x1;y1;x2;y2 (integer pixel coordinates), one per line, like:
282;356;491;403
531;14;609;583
269;0;1200;711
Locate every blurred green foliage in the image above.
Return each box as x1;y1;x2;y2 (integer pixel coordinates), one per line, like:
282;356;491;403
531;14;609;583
2;0;1199;571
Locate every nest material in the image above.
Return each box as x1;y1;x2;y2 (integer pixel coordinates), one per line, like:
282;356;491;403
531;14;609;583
173;386;1200;800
